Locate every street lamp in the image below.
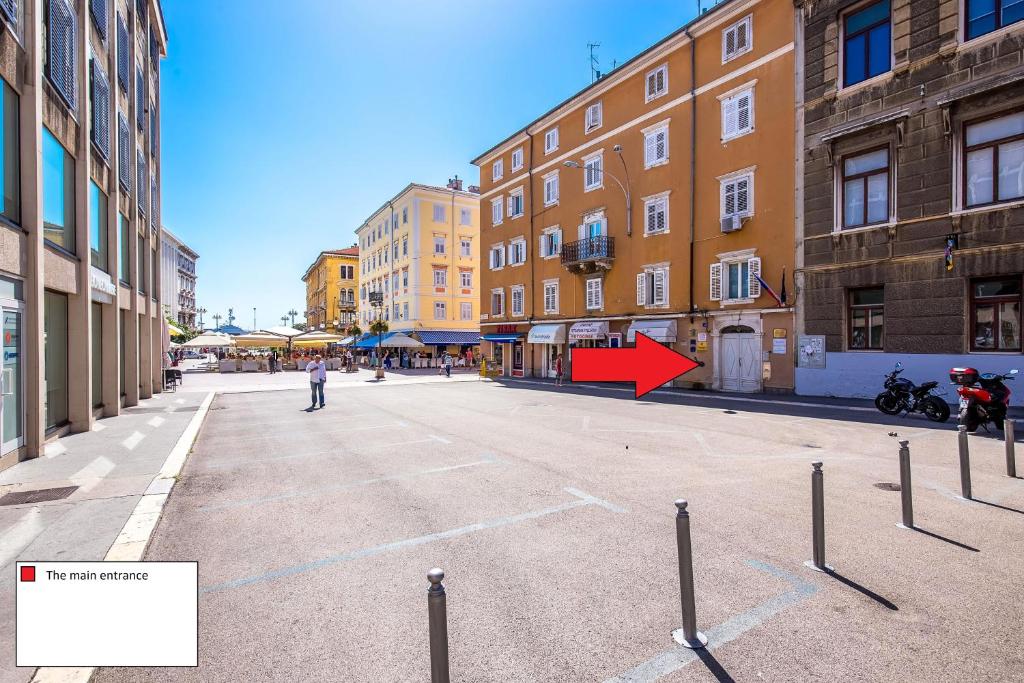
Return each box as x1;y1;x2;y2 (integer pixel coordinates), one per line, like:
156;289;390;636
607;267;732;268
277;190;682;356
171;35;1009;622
369;291;385;380
197;307;206;328
564;143;632;236
280;315;288;326
288;309;298;326
212;313;222;330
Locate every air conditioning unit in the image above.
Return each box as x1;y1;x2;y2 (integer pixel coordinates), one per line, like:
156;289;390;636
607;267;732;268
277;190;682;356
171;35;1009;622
721;215;743;233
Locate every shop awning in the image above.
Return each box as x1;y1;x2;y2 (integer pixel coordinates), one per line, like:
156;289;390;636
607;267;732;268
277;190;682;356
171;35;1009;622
417;330;482;346
481;333;521;343
354;332;398;348
568;321;609;340
627;319;678;343
527;324;566;344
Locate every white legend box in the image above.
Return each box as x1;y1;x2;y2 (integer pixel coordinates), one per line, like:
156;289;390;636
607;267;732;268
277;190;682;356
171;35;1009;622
16;561;198;667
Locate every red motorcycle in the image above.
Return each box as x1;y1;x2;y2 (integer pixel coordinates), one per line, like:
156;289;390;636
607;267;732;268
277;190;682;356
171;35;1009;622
950;367;1018;432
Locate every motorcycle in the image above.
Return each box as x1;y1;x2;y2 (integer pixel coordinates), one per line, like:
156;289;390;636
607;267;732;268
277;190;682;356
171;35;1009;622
874;362;950;422
951;366;1017;432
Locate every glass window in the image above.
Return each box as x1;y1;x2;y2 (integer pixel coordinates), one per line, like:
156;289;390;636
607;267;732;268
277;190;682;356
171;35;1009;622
849;287;884;350
434;301;446;320
726;261;750;300
971;277;1021;351
2;307;22;452
44;290;69;429
842;147;889;227
843;0;891;87
137;234;146;294
42;128;75;251
966;0;1024;40
0;79;20;224
89;182;109;272
964;111;1024;207
91;302;102;408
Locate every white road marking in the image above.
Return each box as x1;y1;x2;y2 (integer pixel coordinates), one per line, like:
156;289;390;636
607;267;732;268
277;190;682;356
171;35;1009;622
582;415;591;431
693;432;713;457
174;398;185;404
121;431;146;450
70;456;116;492
428;434;452;444
0;508;44;568
90;422;106;432
147;416;166;428
43;442;67;459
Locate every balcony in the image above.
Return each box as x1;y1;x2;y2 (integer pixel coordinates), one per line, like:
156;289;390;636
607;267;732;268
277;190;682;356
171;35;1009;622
561;235;615;273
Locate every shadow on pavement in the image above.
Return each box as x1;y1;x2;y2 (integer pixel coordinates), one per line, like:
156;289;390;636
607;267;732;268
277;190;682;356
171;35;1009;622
971;498;1024;515
912;526;979;552
824;570;898;611
695;649;736;683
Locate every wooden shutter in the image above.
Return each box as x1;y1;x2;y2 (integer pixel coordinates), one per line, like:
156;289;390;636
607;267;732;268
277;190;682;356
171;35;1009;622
748;257;762;298
737;91;752;132
636;273;646;306
710;263;723;301
137;150;147;216
645;132;656;166
647;72;657;98
722;96;738;137
724;27;736;59
736;19;749;52
736;176;750;214
655;129;666;160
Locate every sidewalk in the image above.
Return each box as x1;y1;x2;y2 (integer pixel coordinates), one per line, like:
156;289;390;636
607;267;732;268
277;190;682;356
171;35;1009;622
0;391;211;683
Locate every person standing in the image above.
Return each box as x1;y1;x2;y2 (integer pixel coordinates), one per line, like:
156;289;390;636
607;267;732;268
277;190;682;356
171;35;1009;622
269;349;278;374
466;348;474;367
443;351;453;378
306;354;327;409
555;353;564;387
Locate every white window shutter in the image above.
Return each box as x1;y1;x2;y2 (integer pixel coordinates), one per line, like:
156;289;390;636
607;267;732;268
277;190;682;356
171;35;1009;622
723;97;737;137
647;72;656;97
656;130;666;160
644;132;655;166
636;273;646;306
748;257;762;298
710;263;723;301
654;269;666;304
578;223;586;239
737;177;749;214
737;92;751;131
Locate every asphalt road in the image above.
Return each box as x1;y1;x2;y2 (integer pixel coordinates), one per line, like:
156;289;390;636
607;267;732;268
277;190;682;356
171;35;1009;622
94;380;1024;682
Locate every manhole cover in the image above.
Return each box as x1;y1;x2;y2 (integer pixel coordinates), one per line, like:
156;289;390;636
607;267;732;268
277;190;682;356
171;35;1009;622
873;482;901;492
0;486;78;506
803;443;823;449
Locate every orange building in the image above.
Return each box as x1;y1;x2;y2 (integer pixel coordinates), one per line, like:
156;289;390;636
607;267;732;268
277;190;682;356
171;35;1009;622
471;0;796;392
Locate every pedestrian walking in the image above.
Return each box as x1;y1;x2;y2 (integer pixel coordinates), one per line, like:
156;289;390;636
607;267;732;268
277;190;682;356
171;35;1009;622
306;354;327;410
555;353;564;387
466;348;474;367
443;351;453;378
269;350;279;374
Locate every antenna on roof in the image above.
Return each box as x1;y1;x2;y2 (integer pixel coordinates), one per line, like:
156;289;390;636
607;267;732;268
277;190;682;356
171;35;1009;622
588;42;601;83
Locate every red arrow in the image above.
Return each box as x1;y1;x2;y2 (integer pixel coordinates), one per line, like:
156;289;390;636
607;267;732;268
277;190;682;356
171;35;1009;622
571;332;701;399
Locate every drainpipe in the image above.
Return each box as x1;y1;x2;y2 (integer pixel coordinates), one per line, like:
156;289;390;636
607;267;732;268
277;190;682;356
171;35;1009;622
388;202;395;328
685;28;697;317
527;133;535;321
450;189;456;332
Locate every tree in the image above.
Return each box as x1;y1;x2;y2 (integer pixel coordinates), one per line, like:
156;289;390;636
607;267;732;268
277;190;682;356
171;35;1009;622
347;323;362;337
369;319;388;336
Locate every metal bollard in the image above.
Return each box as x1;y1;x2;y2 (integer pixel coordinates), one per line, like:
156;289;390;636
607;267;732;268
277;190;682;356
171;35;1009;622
427;568;450;683
897;440;914;529
958;425;972;500
1006;420;1017;478
804;462;833;572
671;500;707;649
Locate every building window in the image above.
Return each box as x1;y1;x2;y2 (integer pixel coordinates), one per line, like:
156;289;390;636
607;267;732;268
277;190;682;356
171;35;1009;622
637;267;669;307
644;193;669;235
402;236;408;256
544;127;559;154
586;101;602;132
393;242;398;260
491;289;505;316
543;171;559;206
643;123;669;168
137;234;146;294
720;171;753;220
402;207;408;223
964;110;1024;208
402;269;409;287
89;181;108;272
43;290;69;429
584;152;603;191
460;207;471;226
508;238;526;266
489;245;505;270
722;15;753;62
645;64;668;102
843;0;891;87
710;256;761;302
434;301;446;320
971;278;1021;351
460;238;471;257
849;287;884;350
721;88;754;140
461;302;473;320
508;188;524;218
543;281;559;313
492;159;503;181
491;197;503;225
842;147;890;228
433;268;447;287
118;213;129;284
42;128;75;252
585;278;603;310
540;227;562;258
434;236;446;255
966;0;1024;40
511;147;524;171
511;285;524;316
403;302;409;320
0;79;20;224
433;204;446;222
460;270;472;288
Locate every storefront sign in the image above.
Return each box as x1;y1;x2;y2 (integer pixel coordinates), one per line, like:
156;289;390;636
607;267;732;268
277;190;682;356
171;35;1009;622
569;321;609;340
696;341;708;352
496;324;518;334
527;324;566;344
89;267;117;304
773;328;787;339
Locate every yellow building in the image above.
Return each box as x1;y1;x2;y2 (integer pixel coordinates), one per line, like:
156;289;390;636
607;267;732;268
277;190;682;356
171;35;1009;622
301;247;359;334
355;180;481;352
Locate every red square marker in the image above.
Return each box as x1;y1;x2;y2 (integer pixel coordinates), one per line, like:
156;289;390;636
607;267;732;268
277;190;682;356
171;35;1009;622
20;566;35;582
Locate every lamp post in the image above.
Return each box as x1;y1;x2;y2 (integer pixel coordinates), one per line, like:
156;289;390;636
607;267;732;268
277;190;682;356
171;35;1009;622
288;309;298;326
253;307;257;332
212;313;222;330
281;315;288;326
369;291;385;380
197;307;206;329
564;143;632;236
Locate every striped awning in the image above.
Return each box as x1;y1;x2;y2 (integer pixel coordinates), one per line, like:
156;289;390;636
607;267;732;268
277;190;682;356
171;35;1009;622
416;331;481;346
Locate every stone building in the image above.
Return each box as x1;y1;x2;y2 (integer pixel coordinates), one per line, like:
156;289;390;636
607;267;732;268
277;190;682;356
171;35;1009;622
795;0;1024;400
160;226;198;328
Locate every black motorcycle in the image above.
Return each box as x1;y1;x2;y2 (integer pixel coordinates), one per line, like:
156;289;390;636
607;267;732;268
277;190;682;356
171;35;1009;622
874;362;950;422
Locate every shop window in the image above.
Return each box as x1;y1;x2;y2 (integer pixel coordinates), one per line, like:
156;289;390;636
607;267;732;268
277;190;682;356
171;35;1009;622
848;287;884;350
971;277;1021;351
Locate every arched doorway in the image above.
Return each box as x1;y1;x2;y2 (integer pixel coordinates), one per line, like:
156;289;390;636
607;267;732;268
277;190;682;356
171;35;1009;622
718;323;761;392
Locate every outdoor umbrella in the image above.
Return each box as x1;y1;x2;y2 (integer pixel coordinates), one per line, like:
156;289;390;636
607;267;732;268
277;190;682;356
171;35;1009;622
181;332;234;348
264;325;304;338
292;331;344;347
381;333;425;348
233;331;288;348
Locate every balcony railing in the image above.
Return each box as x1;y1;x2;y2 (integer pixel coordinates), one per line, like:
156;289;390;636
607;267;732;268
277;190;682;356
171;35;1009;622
561;235;615;272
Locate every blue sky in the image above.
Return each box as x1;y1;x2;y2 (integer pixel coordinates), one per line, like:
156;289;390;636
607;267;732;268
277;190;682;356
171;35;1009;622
160;0;701;330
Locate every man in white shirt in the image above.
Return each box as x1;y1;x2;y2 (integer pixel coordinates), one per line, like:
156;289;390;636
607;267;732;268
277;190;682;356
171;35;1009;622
306;354;327;410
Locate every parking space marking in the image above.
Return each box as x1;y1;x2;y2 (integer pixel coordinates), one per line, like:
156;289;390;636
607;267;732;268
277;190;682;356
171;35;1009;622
200;487;625;594
605;559;817;682
200;454;500;512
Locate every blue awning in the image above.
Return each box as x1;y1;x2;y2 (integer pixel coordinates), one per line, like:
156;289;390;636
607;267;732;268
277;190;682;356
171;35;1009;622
417;331;481;346
481;334;521;343
354;333;397;348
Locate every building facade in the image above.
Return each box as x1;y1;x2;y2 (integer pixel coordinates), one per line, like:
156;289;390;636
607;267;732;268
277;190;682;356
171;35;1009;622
0;0;168;470
160;226;198;328
796;0;1024;401
302;247;358;333
355;181;481;349
472;0;797;391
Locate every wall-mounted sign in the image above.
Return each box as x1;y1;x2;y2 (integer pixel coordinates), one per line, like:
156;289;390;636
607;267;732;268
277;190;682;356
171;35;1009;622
773;328;787;339
696;341;708;352
772;338;787;354
697;332;708;342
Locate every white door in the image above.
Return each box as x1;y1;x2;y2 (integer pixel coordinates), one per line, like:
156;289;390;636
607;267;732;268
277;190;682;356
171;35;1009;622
1;307;23;454
721;333;760;392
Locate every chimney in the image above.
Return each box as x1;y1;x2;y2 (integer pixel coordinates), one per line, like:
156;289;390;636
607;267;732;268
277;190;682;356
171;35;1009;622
447;175;463;191
467;185;480;194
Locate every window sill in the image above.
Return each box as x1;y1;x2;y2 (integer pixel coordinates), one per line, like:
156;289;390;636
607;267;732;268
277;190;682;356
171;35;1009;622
951;199;1024;217
846;348;885;353
585;125;602;135
644;230;670;237
835;71;893;99
645;91;668;105
584;185;604;193
510;214;524;220
722;47;753;65
545;148;559;155
542;254;560;260
721;129;754;144
44;240;80;261
512;165;524;174
958;24;1024;53
720;298;755;307
645;159;669;170
544;201;559;209
832;221;894;236
510;262;526;268
490;266;504;272
0;216;25;234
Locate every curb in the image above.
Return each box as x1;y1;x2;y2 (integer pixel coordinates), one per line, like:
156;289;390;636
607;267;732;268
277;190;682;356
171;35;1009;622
29;391;216;683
